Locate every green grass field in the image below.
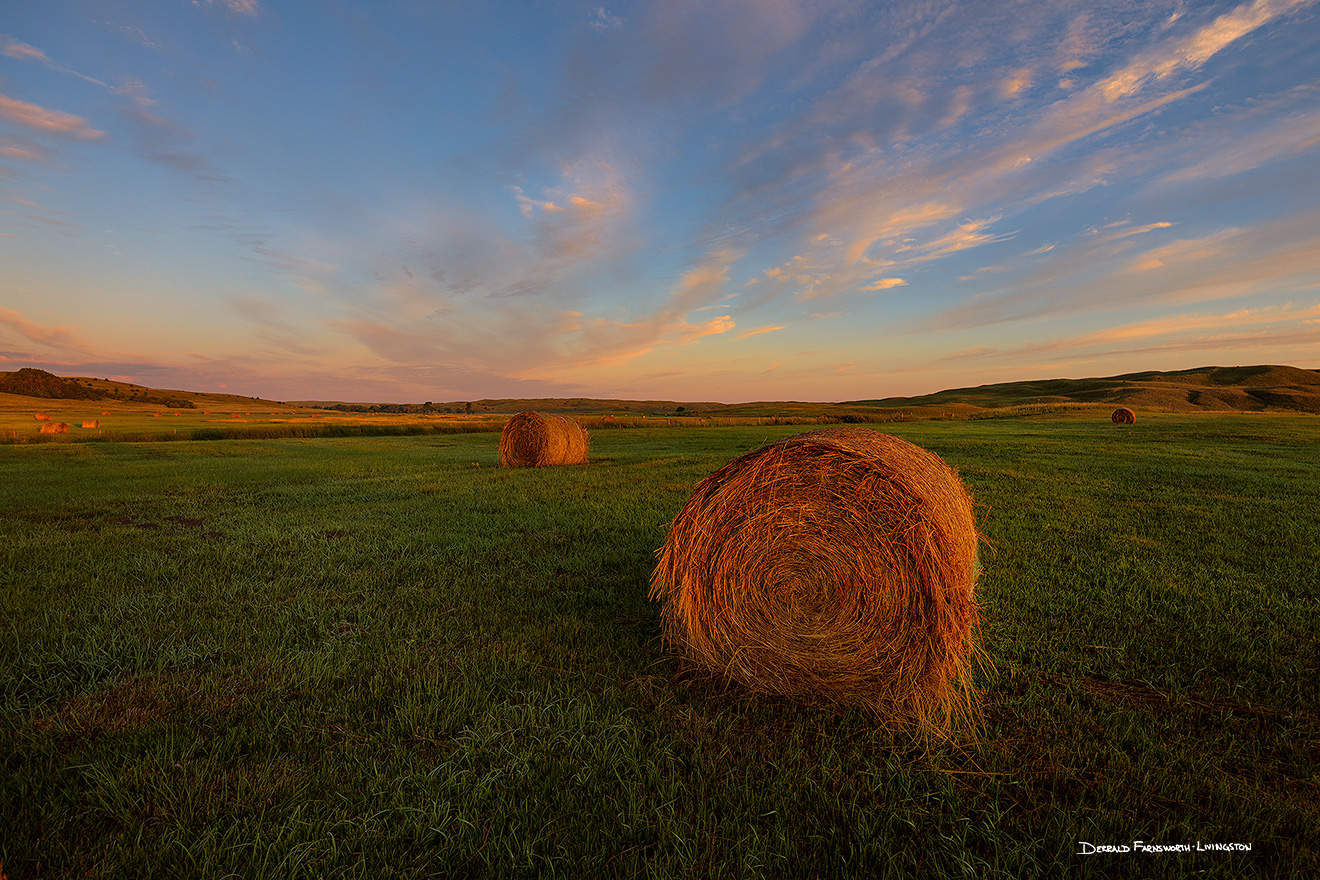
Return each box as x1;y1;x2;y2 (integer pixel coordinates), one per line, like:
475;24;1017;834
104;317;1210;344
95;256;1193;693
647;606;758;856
2;414;1317;878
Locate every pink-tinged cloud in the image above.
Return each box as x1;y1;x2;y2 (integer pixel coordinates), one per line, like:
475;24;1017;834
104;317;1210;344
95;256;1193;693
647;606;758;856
1;36;50;63
919;208;1320;332
0;306;96;356
1000;69;1034;99
0;138;50;161
863;278;907;291
0;95;106;140
1098;0;1314;102
1;35;109;88
737;325;786;340
509;251;740;380
1088;220;1174;241
1063;303;1320;350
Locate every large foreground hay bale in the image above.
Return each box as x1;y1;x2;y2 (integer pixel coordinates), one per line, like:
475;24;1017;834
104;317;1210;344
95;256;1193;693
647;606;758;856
1111;407;1136;424
650;427;982;738
39;422;69;434
498;411;590;467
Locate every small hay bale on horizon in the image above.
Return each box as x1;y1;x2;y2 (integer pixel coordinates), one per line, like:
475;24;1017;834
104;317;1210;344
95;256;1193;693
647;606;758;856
39;422;69;434
82;419;100;429
498;411;590;467
1111;407;1136;424
650;426;983;740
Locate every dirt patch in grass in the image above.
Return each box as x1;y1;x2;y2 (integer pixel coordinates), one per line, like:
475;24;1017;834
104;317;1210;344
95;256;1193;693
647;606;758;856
162;516;204;528
27;667;274;740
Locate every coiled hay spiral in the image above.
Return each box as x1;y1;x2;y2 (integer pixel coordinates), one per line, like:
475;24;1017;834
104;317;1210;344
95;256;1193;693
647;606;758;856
498;411;590;467
1111;407;1136;424
650;427;982;738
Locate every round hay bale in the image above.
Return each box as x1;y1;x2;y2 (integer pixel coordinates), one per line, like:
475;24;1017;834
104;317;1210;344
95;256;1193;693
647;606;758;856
1111;407;1136;424
498;411;590;467
82;419;100;429
39;422;69;434
650;427;982;738
35;413;51;421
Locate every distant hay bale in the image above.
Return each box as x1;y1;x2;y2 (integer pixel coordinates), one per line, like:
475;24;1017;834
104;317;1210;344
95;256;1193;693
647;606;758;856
498;411;590;467
82;419;100;429
35;413;51;421
39;422;69;434
153;413;162;418
1111;407;1136;424
650;427;982;739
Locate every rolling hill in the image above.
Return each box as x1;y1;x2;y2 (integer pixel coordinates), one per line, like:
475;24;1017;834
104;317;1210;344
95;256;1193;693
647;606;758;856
847;365;1320;415
3;364;1318;418
0;369;299;411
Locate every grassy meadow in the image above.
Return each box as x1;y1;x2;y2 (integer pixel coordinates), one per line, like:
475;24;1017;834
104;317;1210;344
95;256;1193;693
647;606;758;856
2;413;1317;878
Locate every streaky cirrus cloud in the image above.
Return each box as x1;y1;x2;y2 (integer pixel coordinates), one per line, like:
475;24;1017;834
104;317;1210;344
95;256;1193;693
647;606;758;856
2;0;1319;402
202;0;261;17
0;94;105;140
0;306;106;359
1;34;109;88
922;207;1320;332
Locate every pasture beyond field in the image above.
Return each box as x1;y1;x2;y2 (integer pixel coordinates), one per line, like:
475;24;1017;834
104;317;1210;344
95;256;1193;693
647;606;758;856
2;414;1317;878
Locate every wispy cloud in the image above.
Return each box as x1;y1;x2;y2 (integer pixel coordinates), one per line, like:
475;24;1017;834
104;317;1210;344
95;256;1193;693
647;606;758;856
0;94;105;140
118;101;230;184
1;34;109;88
938;302;1320;375
1096;0;1314;102
862;278;907;291
588;7;624;32
737;325;785;340
0;138;52;162
922;207;1320;331
0;307;100;358
1162;97;1320;182
716;0;1317;315
202;0;261;17
7;0;1319;402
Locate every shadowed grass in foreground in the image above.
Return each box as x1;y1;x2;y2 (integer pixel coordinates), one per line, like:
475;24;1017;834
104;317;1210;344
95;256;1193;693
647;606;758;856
1;414;1317;878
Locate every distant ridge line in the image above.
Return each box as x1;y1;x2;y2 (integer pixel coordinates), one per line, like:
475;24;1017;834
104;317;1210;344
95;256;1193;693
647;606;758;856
5;364;1319;416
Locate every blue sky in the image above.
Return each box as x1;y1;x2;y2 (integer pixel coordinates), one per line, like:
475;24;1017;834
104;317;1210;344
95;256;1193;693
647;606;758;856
2;0;1319;402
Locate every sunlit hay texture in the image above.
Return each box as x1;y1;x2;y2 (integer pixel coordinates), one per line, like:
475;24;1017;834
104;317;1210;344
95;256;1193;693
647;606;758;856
35;413;51;421
39;422;69;434
82;420;100;429
650;427;983;740
1111;407;1136;425
498;411;590;467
